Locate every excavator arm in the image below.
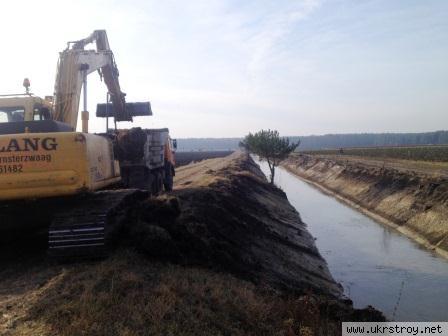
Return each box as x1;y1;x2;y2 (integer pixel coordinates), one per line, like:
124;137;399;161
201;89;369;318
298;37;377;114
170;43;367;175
53;30;131;129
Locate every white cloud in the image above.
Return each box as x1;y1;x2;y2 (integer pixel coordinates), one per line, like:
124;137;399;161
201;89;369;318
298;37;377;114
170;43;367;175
246;0;321;79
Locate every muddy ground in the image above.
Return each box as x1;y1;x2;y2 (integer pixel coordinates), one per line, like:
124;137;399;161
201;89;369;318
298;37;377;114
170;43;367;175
0;152;384;336
283;154;448;257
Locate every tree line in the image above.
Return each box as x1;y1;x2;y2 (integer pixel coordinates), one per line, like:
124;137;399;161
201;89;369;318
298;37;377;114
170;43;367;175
177;131;448;152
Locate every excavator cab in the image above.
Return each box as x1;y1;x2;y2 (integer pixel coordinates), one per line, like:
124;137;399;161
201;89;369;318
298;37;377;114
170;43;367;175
0;95;52;122
0;87;119;202
0;95;73;135
0;107;24;122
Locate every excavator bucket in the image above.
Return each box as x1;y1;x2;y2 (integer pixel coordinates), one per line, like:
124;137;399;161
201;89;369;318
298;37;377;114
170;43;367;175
96;102;152;118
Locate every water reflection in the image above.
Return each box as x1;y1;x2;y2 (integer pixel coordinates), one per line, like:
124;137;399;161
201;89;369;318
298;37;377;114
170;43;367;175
382;228;392;253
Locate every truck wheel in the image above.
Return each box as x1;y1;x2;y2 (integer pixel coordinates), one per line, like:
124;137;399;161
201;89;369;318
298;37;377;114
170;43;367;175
163;162;174;191
151;172;163;195
164;173;173;191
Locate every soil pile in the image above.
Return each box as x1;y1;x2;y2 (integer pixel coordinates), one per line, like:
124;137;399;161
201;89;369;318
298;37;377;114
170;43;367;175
127;152;342;296
283;154;448;257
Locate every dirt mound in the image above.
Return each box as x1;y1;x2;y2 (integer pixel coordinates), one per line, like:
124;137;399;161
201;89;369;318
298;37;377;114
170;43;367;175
283;154;448;256
124;152;342;296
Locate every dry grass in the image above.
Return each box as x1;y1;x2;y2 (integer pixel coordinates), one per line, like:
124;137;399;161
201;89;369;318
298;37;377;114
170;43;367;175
301;145;448;162
2;251;365;336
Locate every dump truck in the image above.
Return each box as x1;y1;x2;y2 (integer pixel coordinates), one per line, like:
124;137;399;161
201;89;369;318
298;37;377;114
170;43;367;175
0;30;176;258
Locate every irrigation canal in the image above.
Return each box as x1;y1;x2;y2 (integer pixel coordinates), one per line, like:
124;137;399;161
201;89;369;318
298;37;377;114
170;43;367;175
256;158;448;321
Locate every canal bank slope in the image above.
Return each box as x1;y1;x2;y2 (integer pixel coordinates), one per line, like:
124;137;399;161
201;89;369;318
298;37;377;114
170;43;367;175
172;151;342;296
0;152;384;336
283;154;448;258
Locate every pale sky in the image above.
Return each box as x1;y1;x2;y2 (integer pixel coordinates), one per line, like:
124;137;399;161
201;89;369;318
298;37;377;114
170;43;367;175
0;0;447;137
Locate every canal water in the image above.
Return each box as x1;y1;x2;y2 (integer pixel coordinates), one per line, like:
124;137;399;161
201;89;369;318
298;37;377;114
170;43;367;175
255;159;448;321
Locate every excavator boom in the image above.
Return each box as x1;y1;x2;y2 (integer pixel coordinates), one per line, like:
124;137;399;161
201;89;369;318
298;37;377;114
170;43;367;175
53;30;132;129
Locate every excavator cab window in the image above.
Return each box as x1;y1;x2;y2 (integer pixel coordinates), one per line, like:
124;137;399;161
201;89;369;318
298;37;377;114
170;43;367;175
33;105;51;121
0;107;25;123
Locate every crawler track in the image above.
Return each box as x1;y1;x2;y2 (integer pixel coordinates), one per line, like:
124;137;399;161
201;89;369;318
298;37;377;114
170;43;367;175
48;189;148;259
0;190;148;260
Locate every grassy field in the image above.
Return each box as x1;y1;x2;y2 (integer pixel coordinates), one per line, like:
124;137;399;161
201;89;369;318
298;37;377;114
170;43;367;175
301;145;448;162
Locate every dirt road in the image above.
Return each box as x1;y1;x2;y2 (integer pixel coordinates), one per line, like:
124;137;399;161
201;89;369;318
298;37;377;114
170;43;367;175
175;150;234;167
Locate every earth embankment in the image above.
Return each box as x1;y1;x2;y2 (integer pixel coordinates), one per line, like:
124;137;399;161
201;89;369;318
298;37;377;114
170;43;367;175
283;154;448;258
171;151;341;295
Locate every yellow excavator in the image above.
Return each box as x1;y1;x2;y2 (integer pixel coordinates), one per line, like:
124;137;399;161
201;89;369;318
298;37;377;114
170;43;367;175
0;30;176;258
